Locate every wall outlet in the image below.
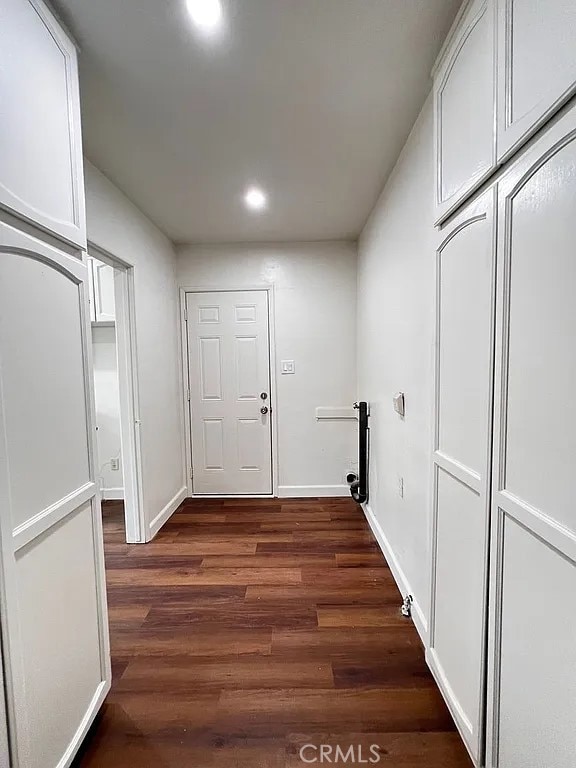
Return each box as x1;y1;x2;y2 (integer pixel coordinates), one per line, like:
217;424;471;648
110;457;120;471
398;476;404;498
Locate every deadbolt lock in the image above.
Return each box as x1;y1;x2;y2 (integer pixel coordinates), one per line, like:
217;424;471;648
260;392;268;400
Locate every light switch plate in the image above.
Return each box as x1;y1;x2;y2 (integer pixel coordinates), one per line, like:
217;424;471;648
393;392;405;417
281;360;295;375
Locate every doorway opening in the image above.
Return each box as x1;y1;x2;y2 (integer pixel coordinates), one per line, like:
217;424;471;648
88;244;144;543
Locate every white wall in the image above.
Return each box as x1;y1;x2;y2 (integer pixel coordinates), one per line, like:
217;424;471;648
85;161;186;536
92;325;123;497
177;242;358;496
357;96;435;633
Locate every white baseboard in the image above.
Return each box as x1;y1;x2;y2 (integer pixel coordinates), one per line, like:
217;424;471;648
362;501;429;645
278;484;349;498
426;646;476;764
101;487;124;501
148;485;187;540
59;679;110;767
187;493;274;499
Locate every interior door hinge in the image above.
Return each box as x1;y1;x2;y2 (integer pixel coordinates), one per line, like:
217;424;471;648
187;388;191;402
190;467;194;479
184;308;188;322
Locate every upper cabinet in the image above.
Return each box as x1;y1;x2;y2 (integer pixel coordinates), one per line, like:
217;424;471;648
0;0;86;248
434;0;496;224
434;0;576;223
496;0;576;162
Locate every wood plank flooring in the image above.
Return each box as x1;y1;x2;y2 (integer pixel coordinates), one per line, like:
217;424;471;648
75;497;472;767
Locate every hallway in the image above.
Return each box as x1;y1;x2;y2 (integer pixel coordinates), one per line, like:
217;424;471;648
76;499;472;767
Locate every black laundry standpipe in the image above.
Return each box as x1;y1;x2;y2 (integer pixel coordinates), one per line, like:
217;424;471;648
350;401;369;504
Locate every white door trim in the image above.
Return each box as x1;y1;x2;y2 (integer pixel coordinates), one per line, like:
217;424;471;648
88;242;145;544
179;285;278;498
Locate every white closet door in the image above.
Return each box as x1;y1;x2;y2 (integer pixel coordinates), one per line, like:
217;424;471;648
496;0;576;162
186;290;273;495
0;0;86;247
486;104;576;768
429;189;496;764
0;225;110;768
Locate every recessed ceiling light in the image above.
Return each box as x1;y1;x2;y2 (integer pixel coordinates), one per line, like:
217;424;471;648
244;186;268;212
186;0;222;34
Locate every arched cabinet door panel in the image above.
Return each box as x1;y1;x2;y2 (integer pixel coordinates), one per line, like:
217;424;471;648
434;0;496;224
429;188;496;765
496;0;576;163
0;224;110;768
486;103;576;768
0;0;86;247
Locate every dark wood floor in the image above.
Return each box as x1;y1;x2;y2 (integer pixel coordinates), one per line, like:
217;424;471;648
76;497;472;767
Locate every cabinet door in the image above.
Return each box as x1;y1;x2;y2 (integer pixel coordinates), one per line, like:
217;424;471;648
0;225;110;767
429;189;496;764
0;0;86;247
486;103;576;768
434;0;496;224
496;0;576;162
91;258;116;323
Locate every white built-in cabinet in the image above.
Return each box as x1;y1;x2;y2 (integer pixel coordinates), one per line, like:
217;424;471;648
434;0;496;224
429;189;496;763
88;256;116;324
435;0;576;223
486;103;576;768
496;0;576;161
432;1;576;766
0;2;111;767
0;0;86;247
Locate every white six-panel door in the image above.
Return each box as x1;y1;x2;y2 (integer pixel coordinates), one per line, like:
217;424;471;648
429;189;496;764
486;103;576;768
185;290;273;495
0;225;111;768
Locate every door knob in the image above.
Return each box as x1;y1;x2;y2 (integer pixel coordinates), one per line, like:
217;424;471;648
260;406;269;415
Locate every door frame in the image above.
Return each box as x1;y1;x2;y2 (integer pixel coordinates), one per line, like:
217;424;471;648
88;243;145;544
179;285;279;498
